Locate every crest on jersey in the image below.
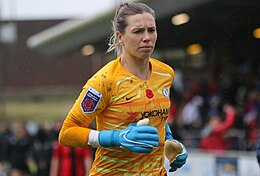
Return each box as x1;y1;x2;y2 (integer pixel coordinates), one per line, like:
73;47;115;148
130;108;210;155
81;86;102;113
162;87;169;98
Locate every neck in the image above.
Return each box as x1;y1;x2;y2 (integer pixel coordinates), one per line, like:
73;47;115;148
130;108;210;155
120;54;151;80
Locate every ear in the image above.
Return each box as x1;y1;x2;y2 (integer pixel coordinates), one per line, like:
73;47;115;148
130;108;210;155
116;31;123;46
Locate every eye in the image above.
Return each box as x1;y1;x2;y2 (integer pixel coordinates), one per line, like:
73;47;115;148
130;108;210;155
133;29;144;34
148;28;156;33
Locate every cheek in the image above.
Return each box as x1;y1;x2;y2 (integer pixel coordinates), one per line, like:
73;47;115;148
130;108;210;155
124;37;139;49
152;34;158;42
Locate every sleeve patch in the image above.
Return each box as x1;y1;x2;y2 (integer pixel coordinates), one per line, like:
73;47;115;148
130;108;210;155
81;86;102;113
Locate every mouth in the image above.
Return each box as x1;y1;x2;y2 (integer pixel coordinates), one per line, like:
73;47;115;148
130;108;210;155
139;46;153;50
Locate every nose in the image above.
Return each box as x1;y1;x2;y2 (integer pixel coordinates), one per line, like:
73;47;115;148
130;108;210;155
142;31;151;43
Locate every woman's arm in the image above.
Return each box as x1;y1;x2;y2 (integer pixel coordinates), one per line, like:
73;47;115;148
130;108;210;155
214;104;236;133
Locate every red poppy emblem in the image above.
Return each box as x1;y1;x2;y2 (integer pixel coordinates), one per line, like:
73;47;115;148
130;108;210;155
146;89;154;99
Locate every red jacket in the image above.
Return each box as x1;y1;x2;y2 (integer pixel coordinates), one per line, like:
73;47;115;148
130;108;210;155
199;110;236;151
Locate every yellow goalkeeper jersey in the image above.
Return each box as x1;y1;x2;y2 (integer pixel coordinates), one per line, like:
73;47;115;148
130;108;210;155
59;57;174;176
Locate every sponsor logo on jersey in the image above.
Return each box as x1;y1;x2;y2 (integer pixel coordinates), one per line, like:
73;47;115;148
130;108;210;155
81;86;102;113
126;108;169;123
141;108;169;118
127;112;139;121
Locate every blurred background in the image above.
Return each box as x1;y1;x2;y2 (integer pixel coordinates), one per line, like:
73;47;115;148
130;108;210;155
0;0;259;175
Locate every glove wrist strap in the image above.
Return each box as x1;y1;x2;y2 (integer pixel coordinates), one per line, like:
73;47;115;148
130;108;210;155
99;130;120;147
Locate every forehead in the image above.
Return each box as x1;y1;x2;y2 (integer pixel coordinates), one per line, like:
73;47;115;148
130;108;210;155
125;12;156;29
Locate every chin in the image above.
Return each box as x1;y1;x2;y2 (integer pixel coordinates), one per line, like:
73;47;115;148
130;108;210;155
138;55;150;60
139;52;152;59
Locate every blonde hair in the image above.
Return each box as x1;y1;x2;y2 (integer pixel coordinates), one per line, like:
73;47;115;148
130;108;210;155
107;2;155;56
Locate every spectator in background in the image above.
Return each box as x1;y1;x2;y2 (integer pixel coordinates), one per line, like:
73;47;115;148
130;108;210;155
30;123;56;176
243;89;260;150
49;141;93;176
257;135;260;166
256;135;260;166
181;95;204;129
199;103;237;152
7;122;33;176
0;120;10;176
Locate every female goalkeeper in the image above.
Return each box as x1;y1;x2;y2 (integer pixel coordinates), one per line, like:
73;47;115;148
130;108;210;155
59;2;188;175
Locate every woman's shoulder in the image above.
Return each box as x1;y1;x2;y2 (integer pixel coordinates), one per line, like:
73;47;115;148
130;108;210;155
150;58;174;77
88;58;120;83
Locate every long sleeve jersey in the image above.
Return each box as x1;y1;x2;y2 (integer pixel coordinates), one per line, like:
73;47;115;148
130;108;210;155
59;57;174;175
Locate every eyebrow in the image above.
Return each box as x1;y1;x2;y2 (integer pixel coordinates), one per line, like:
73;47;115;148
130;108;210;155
132;26;156;30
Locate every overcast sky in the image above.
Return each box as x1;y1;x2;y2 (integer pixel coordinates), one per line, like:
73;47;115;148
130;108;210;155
0;0;123;20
